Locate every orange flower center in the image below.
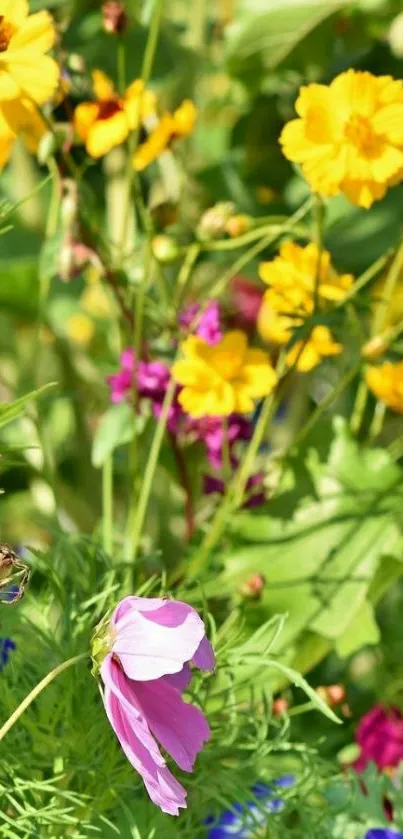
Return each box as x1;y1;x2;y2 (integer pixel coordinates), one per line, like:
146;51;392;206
0;16;15;52
344;113;378;153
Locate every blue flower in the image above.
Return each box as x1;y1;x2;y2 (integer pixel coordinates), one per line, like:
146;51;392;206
205;776;295;838
0;637;16;671
365;831;403;839
0;583;21;603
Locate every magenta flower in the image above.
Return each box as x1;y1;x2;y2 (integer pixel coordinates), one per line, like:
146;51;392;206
107;348;135;403
354;705;403;772
97;596;215;815
180;301;222;345
186;414;253;469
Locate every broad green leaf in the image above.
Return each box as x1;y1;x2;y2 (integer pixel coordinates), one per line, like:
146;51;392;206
218;418;403;656
334;600;380;658
0;383;57;430
92;403;143;468
226;0;349;81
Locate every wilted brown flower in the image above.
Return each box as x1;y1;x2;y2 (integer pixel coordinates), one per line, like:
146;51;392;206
102;2;129;35
0;545;30;604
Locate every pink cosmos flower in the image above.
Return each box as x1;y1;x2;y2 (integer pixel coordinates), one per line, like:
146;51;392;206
354;705;403;772
107;348;135;403
99;596;215;815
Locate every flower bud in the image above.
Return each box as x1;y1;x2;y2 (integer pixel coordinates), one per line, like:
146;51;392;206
316;684;346;707
0;545;30;604
102;1;129;35
362;334;389;360
152;234;180;263
37;131;57;166
389;13;403;58
197;202;236;241
239;572;266;600
61;180;78;229
272;697;289;716
225;214;252;238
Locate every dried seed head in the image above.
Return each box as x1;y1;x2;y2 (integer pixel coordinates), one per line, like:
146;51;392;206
0;545;30;604
102;2;129;35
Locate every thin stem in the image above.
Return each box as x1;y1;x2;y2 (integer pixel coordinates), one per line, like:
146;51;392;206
367;400;386;443
102;456;113;554
294;362;361;447
117;39;126;94
0;654;88;743
126;379;176;561
312;194;325;310
169;432;195;541
141;0;164;85
173;243;200;309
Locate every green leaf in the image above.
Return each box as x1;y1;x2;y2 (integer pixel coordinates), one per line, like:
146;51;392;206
261;659;341;724
226;0;350;83
0;383;57;430
334;600;380;658
217;418;403;658
92;403;142;468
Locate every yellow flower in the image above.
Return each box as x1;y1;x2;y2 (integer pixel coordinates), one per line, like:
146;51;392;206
366;361;403;413
258;286;313;345
65;313;95;346
0;0;59;104
74;70;156;158
257;241;352;346
133;99;197;171
259;242;353;304
287;326;343;373
81;283;114;319
172;331;277;417
0;95;47;169
280;70;403;208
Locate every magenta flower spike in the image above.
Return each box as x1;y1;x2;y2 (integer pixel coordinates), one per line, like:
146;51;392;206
94;595;215;815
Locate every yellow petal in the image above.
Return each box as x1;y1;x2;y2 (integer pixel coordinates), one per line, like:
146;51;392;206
0;69;20;100
92;69;115;102
0;0;28;26
331;69;377;118
74;102;99;142
1;97;46;151
2;53;59;103
86;109;129;158
7;10;55;53
172;100;197;137
373;104;403;145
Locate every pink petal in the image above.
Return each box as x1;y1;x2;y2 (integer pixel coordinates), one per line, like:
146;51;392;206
100;656;165;767
111;596;166;625
133;678;211;773
112;606;206;681
163;663;192;692
193;636;215;671
103;682;187;815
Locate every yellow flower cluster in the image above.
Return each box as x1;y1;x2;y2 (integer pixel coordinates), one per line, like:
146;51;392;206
257;241;351;371
366;361;403;413
74;71;156;159
172;331;277;417
280;69;403;209
134;100;197;171
0;0;59;169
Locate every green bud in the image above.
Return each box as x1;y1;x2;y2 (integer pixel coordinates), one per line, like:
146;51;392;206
152;234;180;264
37;132;57;166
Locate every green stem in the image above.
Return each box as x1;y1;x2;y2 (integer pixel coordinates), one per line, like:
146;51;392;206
126;379;176;561
350;378;369;435
141;0;164;85
0;654;88;743
367;400;386;443
294;362;361;447
173;243;200;309
117;39;126;94
312;194;325;310
102;456;113;554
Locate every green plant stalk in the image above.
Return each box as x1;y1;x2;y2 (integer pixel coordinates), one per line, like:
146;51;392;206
117;38;126;94
102;456;114;555
126;379;177;561
294;361;362;447
367;400;386;443
0;654;88;743
173;242;201;309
